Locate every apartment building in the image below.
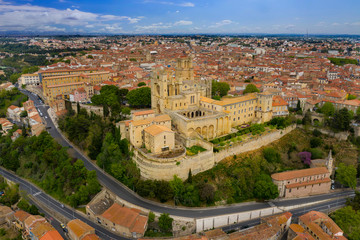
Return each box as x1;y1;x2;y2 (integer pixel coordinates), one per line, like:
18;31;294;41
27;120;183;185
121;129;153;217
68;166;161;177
19;73;40;85
42;71;109;102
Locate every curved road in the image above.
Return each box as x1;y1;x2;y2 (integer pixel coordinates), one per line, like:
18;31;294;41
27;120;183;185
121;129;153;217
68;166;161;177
0;167;129;240
18;88;356;219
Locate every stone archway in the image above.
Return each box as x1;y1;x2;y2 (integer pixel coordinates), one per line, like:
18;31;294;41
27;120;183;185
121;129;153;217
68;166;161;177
202;126;208;139
188;128;194;136
208;125;214;139
195;127;201;135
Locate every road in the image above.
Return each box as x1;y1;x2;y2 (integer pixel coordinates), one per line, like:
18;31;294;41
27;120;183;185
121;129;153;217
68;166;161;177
0;167;129;240
16;87;356;219
222;196;350;233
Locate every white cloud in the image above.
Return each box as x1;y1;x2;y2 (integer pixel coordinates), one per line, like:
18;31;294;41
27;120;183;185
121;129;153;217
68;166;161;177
178;2;194;7
143;1;195;7
135;22;172;31
174;20;192;26
0;2;143;32
332;22;340;26
209;19;233;28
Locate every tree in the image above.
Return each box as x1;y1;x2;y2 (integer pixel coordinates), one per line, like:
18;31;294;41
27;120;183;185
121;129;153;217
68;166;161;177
309;148;324;159
169;175;185;205
158;213;173;232
356;106;360;117
347;94;357;100
298;152;312;165
154;180;173;203
337;163;357;189
77;102;80;114
126;87;151;107
263;147;281;163
346;191;360;211
331;206;360;240
320;102;335;117
121;107;131;116
137;82;146;87
302;111;312;125
212;81;230;97
243;84;259;94
331;108;351;131
197;182;215;204
312;129;321;137
296;100;301;111
254;175;279;200
187;169;192;184
148;211;155;223
20;110;27;118
103;104;109;118
310;137;322;148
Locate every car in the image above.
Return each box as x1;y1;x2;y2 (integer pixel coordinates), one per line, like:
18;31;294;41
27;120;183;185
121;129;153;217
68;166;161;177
61;204;64;208
45;116;47;119
45;126;51;130
331;184;335;190
60;223;67;232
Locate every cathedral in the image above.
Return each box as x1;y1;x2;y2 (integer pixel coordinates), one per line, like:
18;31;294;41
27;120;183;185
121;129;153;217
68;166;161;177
151;56;273;140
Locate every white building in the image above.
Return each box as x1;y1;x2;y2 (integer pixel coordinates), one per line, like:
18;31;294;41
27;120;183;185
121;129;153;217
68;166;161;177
19;73;40;85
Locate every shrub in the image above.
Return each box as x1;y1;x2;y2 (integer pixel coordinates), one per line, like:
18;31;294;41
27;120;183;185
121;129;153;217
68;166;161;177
310;137;323;148
158;213;174;232
310;148;324;159
148;211;155;223
299;152;312;165
263;147;281;163
312;129;321;137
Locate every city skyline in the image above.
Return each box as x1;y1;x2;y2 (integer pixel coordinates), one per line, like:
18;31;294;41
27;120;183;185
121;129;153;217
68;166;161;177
0;0;359;35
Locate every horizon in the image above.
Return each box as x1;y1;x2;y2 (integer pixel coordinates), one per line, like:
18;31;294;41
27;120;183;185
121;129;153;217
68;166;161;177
0;0;359;35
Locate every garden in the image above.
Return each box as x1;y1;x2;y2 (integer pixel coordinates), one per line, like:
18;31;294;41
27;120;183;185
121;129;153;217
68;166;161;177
210;117;294;152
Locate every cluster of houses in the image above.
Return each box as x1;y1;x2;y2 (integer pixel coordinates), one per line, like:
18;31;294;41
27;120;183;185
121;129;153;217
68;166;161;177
0;206;63;240
4;100;45;138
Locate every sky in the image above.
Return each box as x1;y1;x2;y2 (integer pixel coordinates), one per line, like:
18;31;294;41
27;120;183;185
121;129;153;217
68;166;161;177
0;0;359;34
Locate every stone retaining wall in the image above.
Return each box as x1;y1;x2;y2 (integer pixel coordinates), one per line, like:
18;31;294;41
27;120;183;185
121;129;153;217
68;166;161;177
134;125;296;180
213;125;296;162
195;207;283;232
134;148;215;181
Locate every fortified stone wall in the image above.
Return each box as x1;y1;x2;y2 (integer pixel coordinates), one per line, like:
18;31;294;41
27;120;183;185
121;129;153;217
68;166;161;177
71;103;103;116
214;125;296;162
134;125;296;180
133;147;215;181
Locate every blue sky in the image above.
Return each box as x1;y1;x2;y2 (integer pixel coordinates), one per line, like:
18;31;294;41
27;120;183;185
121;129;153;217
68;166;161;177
0;0;359;34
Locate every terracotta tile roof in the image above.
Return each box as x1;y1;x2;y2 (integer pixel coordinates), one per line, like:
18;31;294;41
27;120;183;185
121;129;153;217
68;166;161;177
131;114;171;127
8;105;19;110
290;224;306;233
133;110;154;116
67;219;94;238
31;221;55;239
39;230;64;240
272;95;288;106
81;234;100;240
286;178;331;189
130;215;148;234
101;203;147;234
271;167;329;181
14;210;30;222
299;211;346;240
24;215;45;229
144;125;173;136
